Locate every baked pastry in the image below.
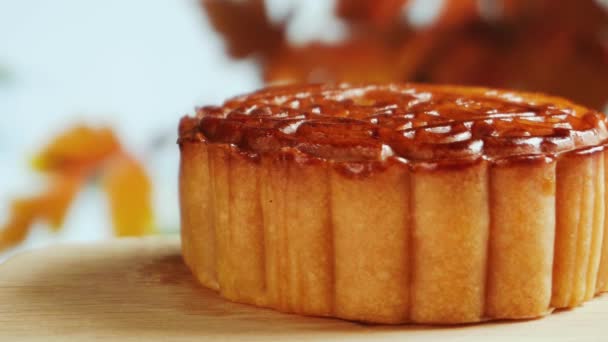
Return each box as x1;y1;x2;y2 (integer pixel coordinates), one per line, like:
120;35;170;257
178;83;608;324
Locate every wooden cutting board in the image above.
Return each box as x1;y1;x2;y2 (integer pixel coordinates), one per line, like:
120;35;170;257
1;237;607;341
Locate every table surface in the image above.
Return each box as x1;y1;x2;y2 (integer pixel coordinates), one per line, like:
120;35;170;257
1;237;607;341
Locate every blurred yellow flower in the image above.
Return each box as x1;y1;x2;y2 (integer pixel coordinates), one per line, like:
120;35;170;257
0;125;155;252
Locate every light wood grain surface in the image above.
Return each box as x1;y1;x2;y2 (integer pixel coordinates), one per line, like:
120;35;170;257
1;237;607;341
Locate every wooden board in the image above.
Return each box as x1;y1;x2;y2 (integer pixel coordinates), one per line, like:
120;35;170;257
1;237;607;341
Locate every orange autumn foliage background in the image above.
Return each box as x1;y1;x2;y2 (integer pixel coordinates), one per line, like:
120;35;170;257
203;0;608;111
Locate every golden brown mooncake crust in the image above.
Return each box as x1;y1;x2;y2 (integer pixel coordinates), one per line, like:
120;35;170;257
179;83;608;324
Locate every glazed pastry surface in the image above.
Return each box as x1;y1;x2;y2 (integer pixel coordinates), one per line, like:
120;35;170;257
180;83;608;169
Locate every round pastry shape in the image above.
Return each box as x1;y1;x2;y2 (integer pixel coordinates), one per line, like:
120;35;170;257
178;83;608;324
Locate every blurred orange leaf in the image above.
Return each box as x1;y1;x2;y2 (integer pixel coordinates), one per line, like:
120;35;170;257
102;154;154;237
0;174;84;250
0;124;155;252
32;126;121;173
